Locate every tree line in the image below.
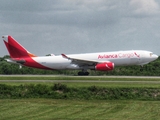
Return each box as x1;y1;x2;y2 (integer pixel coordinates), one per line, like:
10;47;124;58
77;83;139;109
0;55;160;76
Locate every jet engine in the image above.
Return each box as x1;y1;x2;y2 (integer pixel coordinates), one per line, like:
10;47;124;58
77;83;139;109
95;62;114;71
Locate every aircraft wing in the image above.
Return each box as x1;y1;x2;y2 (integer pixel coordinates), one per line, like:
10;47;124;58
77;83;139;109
61;54;100;66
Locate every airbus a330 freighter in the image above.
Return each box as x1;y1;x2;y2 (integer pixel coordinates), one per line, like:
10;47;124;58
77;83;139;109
2;35;158;75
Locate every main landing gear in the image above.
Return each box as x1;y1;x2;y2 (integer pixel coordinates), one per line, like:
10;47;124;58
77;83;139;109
78;69;90;76
78;71;89;76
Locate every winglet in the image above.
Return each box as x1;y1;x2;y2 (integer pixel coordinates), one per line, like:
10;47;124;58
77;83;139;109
61;54;70;59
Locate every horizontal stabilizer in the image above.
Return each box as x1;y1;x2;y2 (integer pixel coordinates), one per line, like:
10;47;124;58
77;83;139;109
5;58;25;64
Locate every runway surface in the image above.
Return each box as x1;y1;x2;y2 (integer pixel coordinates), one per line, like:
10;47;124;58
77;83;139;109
0;75;160;83
0;80;160;84
0;75;160;78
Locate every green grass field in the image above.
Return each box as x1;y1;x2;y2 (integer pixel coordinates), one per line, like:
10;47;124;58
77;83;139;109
0;99;160;120
0;76;160;120
1;76;160;88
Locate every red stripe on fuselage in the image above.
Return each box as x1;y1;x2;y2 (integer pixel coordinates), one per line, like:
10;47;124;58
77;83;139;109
23;57;53;70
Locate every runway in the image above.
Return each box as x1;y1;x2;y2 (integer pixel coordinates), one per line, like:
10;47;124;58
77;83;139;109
0;80;160;84
0;75;160;83
0;75;160;78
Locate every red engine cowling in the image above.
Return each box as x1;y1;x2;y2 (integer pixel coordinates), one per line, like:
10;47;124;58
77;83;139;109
95;62;114;71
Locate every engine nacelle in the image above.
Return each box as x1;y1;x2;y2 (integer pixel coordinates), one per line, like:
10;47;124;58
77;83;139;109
95;62;114;71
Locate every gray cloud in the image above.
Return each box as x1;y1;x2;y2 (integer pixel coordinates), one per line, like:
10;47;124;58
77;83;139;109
0;0;160;57
130;0;159;15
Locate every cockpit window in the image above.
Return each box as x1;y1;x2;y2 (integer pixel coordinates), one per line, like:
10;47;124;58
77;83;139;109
150;53;153;57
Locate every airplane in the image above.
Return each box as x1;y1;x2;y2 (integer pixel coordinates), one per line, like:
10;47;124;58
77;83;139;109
2;35;158;75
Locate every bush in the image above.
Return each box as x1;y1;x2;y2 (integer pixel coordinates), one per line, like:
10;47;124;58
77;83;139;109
0;84;160;100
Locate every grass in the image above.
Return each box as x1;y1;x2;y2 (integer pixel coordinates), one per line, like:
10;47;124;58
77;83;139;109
1;76;160;88
2;82;160;88
0;76;160;81
0;99;160;120
0;76;160;119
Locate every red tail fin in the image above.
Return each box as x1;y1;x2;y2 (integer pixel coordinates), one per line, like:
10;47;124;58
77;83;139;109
2;35;36;58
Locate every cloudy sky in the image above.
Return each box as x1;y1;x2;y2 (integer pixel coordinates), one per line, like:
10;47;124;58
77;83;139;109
1;0;160;56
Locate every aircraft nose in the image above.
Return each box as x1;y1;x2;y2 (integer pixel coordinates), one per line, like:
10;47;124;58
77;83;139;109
152;54;158;60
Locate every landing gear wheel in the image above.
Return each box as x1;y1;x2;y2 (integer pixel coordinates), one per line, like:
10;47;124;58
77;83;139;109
78;72;83;76
78;71;89;76
84;72;89;75
140;68;143;71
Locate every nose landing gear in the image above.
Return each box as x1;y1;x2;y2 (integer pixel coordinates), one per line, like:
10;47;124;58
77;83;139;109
140;65;143;71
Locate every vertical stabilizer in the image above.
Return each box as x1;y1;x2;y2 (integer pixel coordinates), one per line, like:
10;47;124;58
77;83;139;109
2;35;36;58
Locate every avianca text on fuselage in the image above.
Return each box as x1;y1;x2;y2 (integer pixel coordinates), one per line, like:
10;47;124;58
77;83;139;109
2;35;158;76
98;52;140;59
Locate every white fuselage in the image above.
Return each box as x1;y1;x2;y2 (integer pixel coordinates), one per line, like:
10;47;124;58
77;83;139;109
31;50;158;70
3;35;158;74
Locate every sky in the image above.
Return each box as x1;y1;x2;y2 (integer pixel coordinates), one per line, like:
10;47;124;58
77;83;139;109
1;0;160;56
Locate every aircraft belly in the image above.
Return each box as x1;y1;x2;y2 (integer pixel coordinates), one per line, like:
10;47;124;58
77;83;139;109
112;58;139;66
32;57;80;70
130;58;139;65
